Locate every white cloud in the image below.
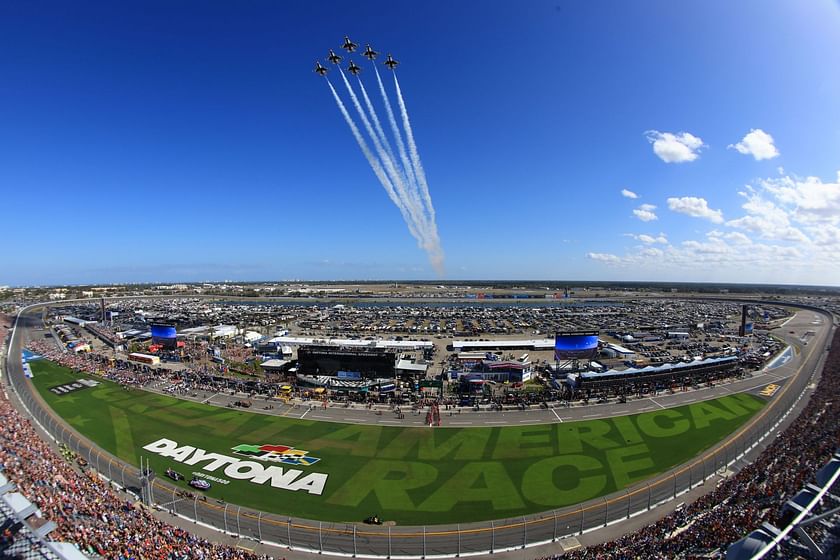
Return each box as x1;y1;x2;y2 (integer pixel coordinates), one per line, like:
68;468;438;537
633;203;658;222
633;233;668;244
667;197;724;223
724;231;752;245
760;172;840;224
589;169;840;283
728;129;779;160
621;188;639;199
587;252;623;264
645;130;705;163
726;190;809;242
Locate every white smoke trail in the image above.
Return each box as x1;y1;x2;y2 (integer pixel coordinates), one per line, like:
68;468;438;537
325;79;422;244
338;69;429;247
356;77;397;173
374;65;419;208
358;72;428;239
393;73;436;224
392;73;443;274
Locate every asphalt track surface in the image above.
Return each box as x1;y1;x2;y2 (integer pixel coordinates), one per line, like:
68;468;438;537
3;300;834;558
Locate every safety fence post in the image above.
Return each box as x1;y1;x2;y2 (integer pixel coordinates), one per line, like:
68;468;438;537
626;490;631;519
491;520;495;553
604;497;608;527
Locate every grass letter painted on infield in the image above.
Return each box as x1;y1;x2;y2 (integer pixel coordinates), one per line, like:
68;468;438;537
30;360;765;524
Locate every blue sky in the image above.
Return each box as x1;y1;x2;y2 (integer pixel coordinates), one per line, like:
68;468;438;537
2;0;840;286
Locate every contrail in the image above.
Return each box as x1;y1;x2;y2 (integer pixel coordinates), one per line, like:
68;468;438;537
374;65;419;208
358;73;428;239
339;69;429;246
325;79;422;244
322;61;445;276
392;73;443;274
393;73;436;223
356;77;397;174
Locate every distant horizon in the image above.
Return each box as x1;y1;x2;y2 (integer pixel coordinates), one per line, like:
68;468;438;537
7;278;840;291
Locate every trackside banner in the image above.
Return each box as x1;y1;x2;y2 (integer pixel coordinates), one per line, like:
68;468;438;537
142;438;328;495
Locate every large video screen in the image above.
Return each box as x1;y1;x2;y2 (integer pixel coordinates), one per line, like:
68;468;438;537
150;324;177;340
555;331;599;360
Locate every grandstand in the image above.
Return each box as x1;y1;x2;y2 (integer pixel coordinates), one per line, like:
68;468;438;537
565;355;741;395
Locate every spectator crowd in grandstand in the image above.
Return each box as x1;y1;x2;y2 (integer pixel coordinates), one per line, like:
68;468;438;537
538;329;840;559
4;312;840;559
1;316;275;559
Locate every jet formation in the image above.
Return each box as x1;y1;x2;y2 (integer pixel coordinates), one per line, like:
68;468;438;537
313;36;399;77
314;36;445;275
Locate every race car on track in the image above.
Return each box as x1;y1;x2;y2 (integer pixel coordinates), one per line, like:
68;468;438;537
165;468;184;481
189;477;211;490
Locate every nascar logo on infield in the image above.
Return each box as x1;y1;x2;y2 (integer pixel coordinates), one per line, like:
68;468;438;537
231;444;321;466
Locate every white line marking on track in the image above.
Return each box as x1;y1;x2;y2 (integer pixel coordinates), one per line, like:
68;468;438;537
201;393;219;404
650;399;667;410
299;408;311;419
551;408;563;422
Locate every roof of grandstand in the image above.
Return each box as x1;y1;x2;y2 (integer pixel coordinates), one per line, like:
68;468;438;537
452;338;555;350
573;355;738;381
267;335;432;349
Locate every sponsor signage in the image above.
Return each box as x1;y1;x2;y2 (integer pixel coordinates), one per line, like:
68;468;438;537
231;443;321;466
142;438;328;495
49;378;100;396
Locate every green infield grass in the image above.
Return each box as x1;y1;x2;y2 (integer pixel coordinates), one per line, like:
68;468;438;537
29;359;765;525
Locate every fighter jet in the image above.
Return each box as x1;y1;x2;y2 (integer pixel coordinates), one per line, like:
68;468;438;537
363;44;378;60
342;36;358;53
327;49;342;65
384;54;399;70
347;60;361;76
314;61;328;77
